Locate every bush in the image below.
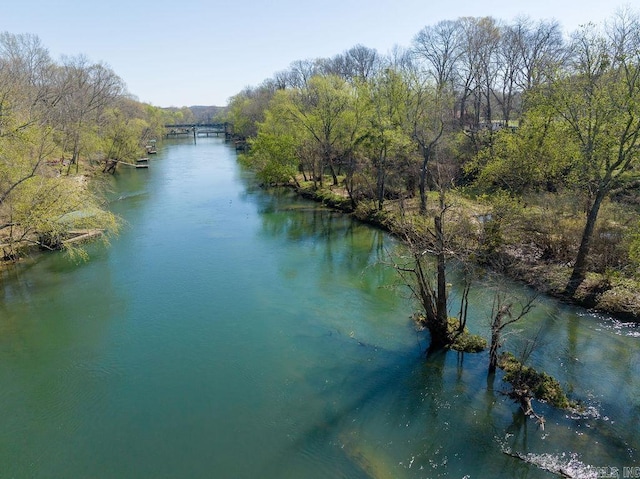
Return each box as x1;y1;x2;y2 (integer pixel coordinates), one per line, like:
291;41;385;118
447;318;487;353
498;352;572;409
629;222;640;277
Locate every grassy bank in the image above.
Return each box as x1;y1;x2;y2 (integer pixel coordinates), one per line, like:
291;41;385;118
293;180;640;322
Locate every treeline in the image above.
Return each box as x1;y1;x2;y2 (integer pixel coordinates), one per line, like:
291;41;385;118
0;33;181;259
227;10;640;315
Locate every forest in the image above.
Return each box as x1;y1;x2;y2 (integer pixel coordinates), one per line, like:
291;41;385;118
2;11;639;332
226;11;640;330
2;12;639;438
0;32;196;260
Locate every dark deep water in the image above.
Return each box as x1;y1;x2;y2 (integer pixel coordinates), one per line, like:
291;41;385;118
0;138;638;478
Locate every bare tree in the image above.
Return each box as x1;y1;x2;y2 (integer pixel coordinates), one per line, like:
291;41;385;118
56;55;124;173
513;17;566;92
439;15;501;139
488;290;537;374
411;20;461;214
286;59;322;90
345;44;381;82
495;23;523;124
413;19;463;92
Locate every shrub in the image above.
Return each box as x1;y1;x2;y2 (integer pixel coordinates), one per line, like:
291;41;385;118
447;318;487;353
498;352;571;409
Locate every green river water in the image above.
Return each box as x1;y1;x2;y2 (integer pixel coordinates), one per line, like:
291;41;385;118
0;138;638;478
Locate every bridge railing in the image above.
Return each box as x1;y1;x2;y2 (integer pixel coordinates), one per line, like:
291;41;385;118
164;123;228;129
164;123;232;139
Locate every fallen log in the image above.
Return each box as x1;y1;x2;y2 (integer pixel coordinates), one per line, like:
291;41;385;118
62;229;103;245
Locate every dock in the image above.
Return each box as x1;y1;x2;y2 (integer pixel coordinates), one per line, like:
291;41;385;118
103;158;148;174
117;160;148;168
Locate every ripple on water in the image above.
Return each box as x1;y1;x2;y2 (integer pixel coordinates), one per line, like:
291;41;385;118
499;442;598;479
581;311;640;338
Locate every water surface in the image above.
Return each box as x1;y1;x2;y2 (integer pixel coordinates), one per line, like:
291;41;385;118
0;138;638;478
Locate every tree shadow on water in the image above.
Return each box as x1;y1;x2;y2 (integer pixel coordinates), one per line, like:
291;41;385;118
263;337;509;478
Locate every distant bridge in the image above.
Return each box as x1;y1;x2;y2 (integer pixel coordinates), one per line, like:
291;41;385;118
164;122;231;139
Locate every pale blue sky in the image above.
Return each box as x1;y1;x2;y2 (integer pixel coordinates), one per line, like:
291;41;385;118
1;0;627;107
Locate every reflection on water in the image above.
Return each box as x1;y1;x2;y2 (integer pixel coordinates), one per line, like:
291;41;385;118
0;138;637;478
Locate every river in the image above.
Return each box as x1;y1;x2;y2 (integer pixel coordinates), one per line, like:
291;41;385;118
0;138;638;478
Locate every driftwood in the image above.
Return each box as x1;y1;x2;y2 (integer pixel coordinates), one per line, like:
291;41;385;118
62;229;103;245
507;387;546;430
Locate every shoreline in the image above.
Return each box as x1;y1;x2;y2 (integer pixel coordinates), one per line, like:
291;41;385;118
4;177;638;323
294;183;640;323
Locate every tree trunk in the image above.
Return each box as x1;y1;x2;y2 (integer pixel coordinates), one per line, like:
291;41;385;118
327;157;339;187
435;216;447;324
419;148;430;215
414;252;437;318
489;305;508;374
488;329;500;374
376;155;386;211
430;214;450;349
565;187;606;297
343;159;358;210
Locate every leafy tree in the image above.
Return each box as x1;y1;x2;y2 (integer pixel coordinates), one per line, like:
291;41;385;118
56;55;124;173
405;71;456;213
101;107;148;164
0;33;141;259
226;83;277;140
469;107;579;194
242;97;301;186
362;67;414;210
538;14;640;295
282;75;357;187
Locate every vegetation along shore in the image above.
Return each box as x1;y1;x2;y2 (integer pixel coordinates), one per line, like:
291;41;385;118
3;8;640;435
3;11;639;329
0;32;217;263
227;11;640;328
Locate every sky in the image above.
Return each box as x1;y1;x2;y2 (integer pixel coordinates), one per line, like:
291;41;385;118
1;0;629;107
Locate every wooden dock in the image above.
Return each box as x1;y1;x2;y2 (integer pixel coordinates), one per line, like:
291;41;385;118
118;160;148;168
103;158;149;174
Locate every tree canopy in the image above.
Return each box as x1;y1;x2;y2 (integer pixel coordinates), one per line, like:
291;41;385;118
228;8;640;325
0;32;175;260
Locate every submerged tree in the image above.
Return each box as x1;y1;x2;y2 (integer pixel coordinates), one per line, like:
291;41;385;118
395;196;450;348
393;185;484;351
488;289;537;374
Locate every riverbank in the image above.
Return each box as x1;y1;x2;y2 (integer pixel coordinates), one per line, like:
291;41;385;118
294;181;640;322
1;229;105;264
4;168;638;322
